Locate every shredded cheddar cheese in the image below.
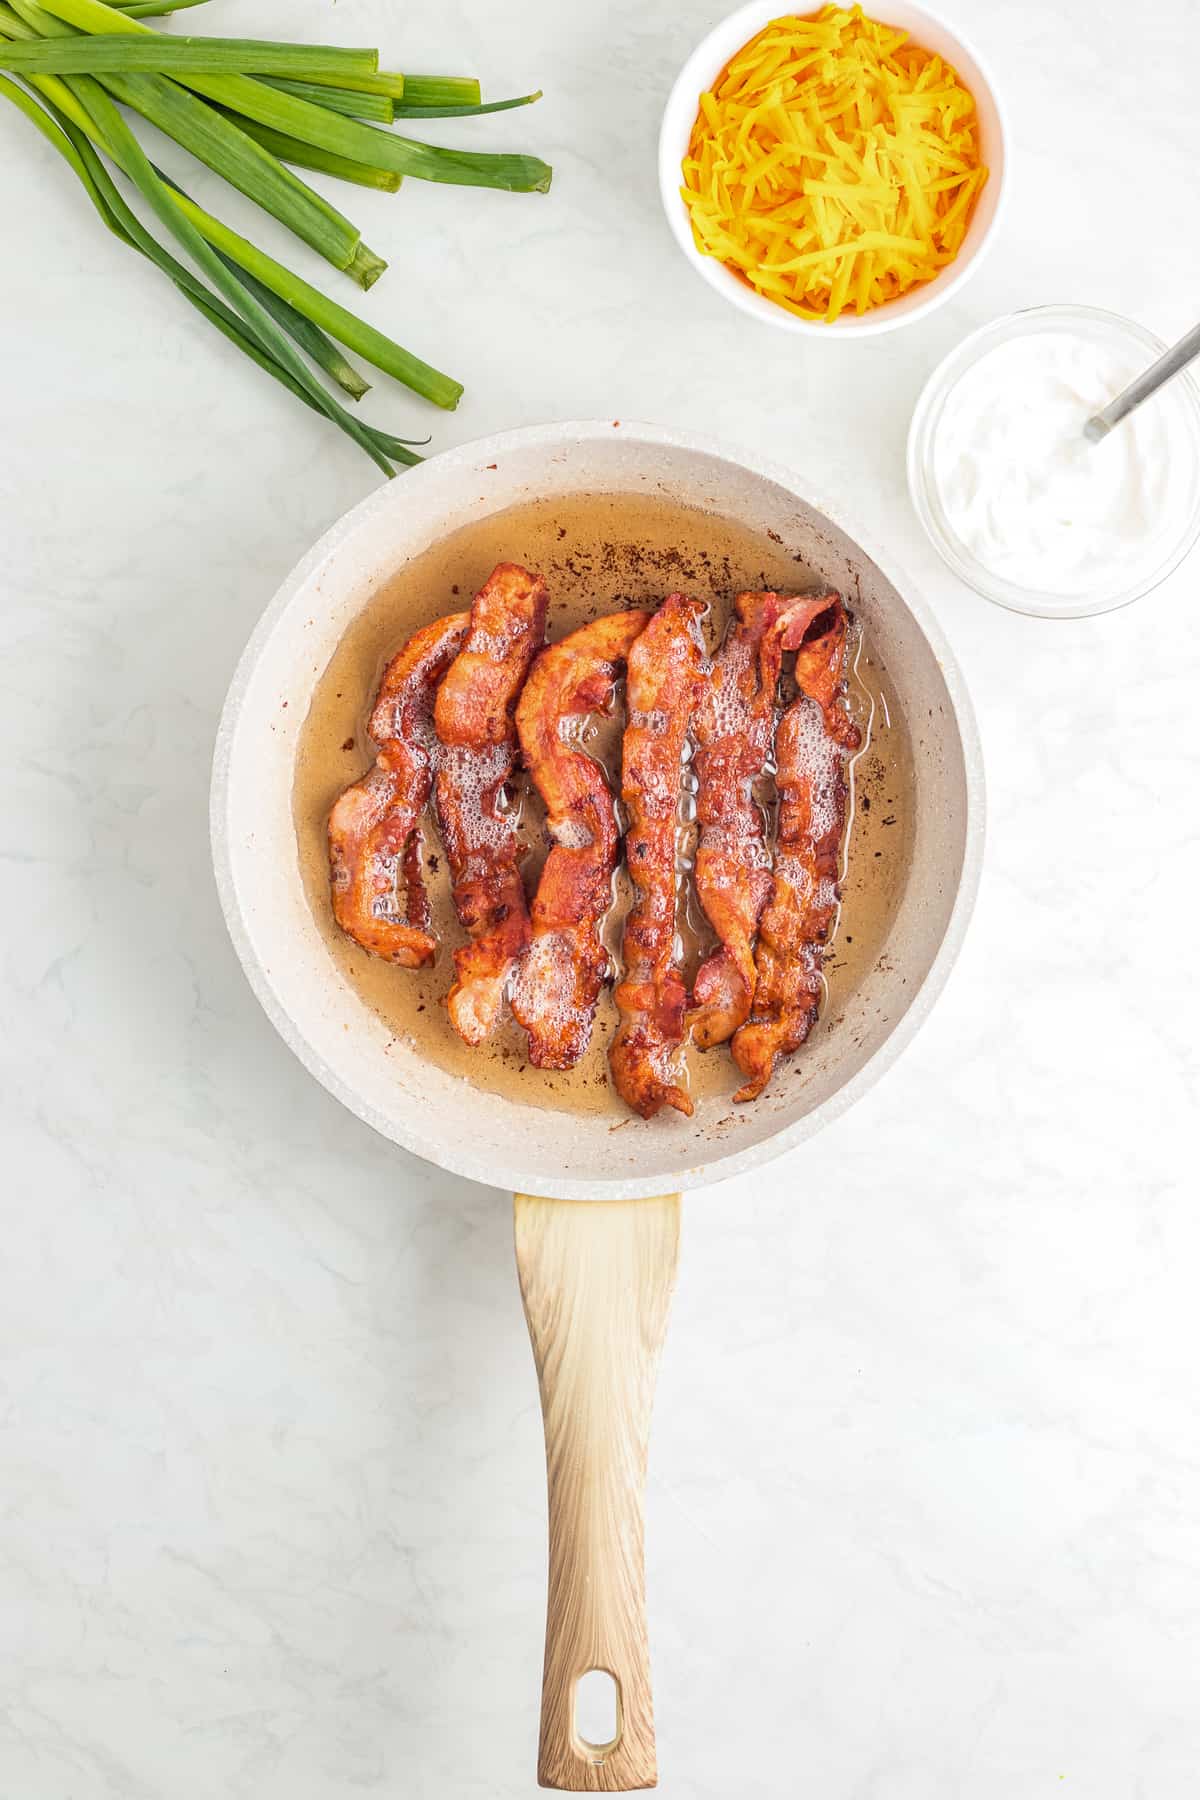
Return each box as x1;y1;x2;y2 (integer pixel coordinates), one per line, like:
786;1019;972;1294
680;5;987;322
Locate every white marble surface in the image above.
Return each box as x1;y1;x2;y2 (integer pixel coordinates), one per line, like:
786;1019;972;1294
2;1;1199;1793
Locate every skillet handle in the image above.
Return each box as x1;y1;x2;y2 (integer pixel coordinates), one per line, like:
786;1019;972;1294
514;1193;681;1792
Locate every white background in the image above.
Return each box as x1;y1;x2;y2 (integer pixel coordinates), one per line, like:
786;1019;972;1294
3;2;1199;1794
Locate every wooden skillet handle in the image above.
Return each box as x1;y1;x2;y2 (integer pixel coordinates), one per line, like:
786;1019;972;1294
514;1193;681;1792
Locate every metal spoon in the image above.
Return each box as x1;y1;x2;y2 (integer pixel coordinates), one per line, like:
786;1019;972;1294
1084;320;1200;442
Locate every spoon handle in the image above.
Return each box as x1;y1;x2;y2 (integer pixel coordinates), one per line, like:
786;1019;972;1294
1085;320;1200;442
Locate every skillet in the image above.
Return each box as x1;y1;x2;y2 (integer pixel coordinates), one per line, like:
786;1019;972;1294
211;420;984;1789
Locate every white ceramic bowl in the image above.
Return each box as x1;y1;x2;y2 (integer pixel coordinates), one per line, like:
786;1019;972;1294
658;0;1008;338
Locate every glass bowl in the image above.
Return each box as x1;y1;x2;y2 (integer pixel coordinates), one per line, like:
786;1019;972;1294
906;304;1200;618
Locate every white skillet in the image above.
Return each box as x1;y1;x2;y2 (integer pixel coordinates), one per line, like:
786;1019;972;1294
211;421;984;1790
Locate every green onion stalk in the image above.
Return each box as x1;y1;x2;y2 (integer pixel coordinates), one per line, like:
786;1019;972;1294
215;111;404;191
259;76;395;124
114;0;213;16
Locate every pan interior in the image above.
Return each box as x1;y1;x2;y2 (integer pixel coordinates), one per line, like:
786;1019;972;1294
294;489;913;1124
215;428;975;1198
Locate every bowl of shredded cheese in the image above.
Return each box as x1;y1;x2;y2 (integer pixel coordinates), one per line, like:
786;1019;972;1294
659;1;1006;333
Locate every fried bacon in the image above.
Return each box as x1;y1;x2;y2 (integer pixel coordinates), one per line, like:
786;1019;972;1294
690;589;840;1049
731;599;861;1101
609;593;707;1118
510;610;652;1069
328;611;469;967
434;562;548;1045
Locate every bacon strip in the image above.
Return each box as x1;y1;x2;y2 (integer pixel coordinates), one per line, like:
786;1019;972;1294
328;611;469;967
434;562;548;1045
690;589;840;1048
609;594;707;1118
511;610;652;1069
732;599;861;1101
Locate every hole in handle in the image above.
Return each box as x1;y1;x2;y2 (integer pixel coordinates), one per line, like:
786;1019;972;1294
574;1669;621;1759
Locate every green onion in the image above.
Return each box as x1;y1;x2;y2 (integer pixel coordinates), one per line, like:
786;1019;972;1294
0;33;381;75
4;27;553;190
186;71;554;191
122;190;421;461
295;67;406;99
2;0;551;477
63;73;462;404
1;0;399;193
0;73;419;471
26;0;383;72
394;91;542;119
16;0;552;191
0;29;465;409
401;76;481;107
292;74;480;107
201;227;460;403
0;64;111;218
185;291;422;466
76;79;402;474
212;110;403;191
1;0;57;37
159;182;462;404
260;75;393;124
116;0;213;14
103;72;383;277
0;4;38;42
211;254;371;400
1;0;386;283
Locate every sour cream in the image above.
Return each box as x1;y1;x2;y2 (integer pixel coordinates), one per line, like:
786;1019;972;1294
930;329;1197;604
